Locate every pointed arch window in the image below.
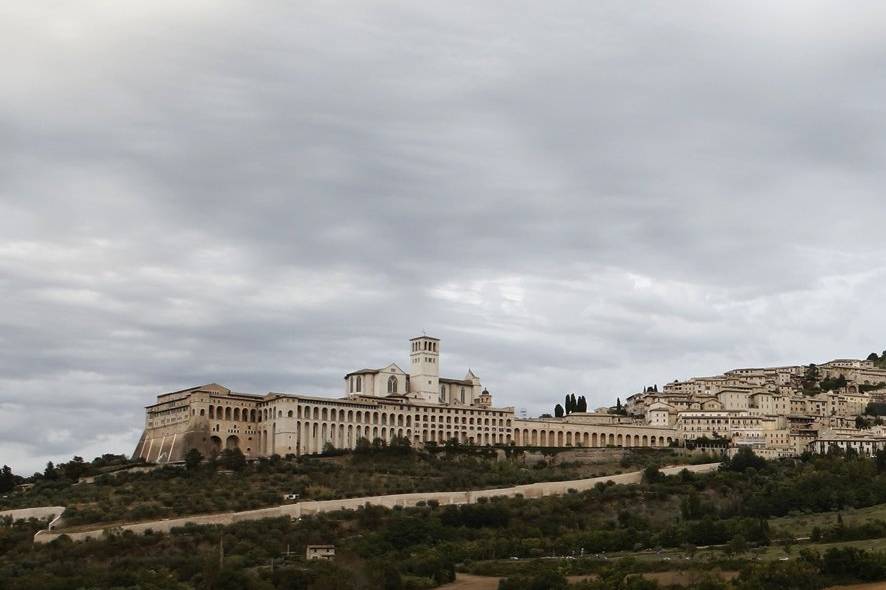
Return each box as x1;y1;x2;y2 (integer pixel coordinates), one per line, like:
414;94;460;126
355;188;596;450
387;375;398;394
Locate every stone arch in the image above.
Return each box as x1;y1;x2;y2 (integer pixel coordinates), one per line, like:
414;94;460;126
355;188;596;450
608;433;615;445
226;435;240;450
225;407;232;421
209;436;222;455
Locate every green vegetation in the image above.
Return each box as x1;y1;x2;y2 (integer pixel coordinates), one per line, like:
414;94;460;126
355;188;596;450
866;350;886;370
12;449;886;588
555;394;588;416
0;445;685;528
800;364;820;395
818;374;847;392
0;465;15;494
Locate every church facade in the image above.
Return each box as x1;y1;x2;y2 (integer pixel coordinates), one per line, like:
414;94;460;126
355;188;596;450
133;335;676;464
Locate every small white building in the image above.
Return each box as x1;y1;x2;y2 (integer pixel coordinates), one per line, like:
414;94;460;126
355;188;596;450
306;545;335;560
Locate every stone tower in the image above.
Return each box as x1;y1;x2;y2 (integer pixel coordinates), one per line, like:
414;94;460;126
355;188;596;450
409;335;440;403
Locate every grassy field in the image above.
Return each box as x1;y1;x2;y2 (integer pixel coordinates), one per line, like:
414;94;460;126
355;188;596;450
769;503;886;538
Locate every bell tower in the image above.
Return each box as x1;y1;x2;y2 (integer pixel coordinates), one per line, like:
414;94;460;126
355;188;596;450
409;335;440;403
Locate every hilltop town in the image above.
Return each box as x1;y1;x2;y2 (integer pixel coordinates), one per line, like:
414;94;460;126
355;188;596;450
8;340;886;590
623;355;886;458
135;335;886;463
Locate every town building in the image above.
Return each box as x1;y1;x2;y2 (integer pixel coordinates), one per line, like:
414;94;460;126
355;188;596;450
133;337;885;463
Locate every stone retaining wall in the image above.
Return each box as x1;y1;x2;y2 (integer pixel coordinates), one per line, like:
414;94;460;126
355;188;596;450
1;506;65;523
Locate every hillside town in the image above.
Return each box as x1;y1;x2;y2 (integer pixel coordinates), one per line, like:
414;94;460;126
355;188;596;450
623;355;886;458
136;335;886;463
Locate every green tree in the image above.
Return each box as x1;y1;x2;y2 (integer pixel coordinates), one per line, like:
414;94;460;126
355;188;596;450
868;352;879;361
722;447;767;473
62;456;89;481
554;404;564;418
643;465;663;484
354;437;371;454
0;465;14;493
218;448;246;471
728;534;748;556
389;436;412;454
801;363;820;393
43;461;58;480
184;448;203;472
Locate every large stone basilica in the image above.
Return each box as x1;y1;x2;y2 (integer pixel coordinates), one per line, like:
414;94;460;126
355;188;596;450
134;335;676;464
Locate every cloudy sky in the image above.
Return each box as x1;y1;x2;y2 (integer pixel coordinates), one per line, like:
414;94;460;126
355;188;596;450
3;1;886;473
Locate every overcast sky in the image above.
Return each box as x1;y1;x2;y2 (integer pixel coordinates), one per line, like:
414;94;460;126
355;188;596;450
3;2;886;474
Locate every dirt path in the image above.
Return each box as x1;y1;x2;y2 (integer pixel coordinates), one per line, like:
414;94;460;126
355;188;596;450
35;462;720;543
826;584;886;590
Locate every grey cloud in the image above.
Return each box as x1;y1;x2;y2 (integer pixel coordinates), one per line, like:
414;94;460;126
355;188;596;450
3;1;886;472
